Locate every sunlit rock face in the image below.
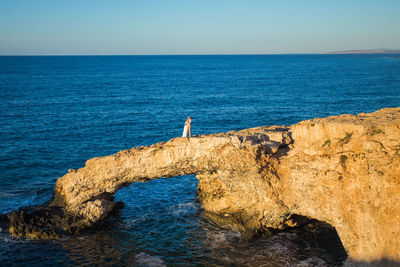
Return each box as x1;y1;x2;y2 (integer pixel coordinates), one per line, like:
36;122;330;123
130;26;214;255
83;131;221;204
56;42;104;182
2;107;400;263
53;125;293;234
278;107;400;262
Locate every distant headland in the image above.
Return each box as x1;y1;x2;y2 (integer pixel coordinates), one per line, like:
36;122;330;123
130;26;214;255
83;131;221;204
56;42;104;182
324;49;400;54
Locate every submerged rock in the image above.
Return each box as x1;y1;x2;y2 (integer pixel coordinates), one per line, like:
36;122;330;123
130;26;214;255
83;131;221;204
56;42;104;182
2;107;400;264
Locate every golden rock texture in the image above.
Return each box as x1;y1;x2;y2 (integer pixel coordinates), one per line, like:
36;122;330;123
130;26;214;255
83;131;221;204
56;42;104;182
3;107;400;263
54;125;293;233
279;107;400;262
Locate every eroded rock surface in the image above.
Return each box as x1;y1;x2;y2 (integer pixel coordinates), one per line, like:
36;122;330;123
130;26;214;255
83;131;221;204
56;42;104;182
53;125;293;234
2;107;400;263
279;108;400;262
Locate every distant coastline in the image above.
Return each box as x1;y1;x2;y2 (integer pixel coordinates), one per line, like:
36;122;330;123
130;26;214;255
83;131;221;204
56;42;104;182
324;49;400;54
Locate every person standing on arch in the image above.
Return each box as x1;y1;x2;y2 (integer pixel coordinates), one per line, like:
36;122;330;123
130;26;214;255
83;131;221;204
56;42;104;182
182;116;192;140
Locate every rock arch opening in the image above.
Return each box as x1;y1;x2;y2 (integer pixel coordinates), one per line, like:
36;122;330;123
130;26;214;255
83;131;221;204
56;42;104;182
2;108;400;262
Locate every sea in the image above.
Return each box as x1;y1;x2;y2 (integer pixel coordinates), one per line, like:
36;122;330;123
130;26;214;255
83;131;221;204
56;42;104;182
0;54;399;266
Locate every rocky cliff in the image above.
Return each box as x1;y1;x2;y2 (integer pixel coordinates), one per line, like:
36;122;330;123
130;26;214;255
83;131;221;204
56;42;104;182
2;107;400;264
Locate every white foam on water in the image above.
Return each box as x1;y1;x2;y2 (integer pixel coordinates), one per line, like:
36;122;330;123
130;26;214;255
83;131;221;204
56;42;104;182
206;229;241;249
169;202;198;215
124;218;139;228
135;252;166;267
120;214;151;229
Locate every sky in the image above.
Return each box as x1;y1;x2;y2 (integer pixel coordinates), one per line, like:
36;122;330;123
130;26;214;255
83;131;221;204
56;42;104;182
0;0;399;55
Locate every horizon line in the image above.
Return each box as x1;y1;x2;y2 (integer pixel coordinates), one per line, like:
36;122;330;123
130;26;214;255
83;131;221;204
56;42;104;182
2;51;400;56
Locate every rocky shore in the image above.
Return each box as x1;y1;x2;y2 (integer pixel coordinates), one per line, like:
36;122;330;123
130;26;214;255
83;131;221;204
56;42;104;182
1;107;399;265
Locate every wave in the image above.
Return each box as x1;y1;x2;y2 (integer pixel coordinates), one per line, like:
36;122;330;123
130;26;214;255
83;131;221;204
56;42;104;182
135;252;166;267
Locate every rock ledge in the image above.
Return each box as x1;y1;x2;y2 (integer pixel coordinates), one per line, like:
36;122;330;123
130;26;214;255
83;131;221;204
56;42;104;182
1;107;400;263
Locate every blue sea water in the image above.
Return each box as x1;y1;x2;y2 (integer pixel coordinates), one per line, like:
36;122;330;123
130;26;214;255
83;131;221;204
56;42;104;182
0;55;399;266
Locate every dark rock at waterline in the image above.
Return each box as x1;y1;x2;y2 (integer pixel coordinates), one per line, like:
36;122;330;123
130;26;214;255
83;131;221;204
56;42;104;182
2;201;124;239
6;205;82;239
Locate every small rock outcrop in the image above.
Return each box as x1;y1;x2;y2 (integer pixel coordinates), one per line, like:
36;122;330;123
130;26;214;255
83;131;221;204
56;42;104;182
1;107;400;264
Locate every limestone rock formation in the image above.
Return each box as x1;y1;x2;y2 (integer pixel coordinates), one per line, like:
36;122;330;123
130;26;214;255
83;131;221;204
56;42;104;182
279;108;400;263
53;125;293;234
1;107;400;264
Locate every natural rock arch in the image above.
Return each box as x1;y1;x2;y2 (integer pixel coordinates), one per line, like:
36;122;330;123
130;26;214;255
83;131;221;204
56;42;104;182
3;107;400;263
52;125;293;232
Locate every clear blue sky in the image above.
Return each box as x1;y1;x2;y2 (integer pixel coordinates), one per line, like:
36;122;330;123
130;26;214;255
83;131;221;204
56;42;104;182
0;0;399;55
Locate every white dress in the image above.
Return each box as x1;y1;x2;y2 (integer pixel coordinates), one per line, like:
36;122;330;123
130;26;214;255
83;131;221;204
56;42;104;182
182;120;191;137
182;123;188;137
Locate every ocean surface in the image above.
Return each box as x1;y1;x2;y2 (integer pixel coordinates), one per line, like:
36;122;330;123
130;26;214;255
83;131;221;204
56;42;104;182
0;54;399;266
